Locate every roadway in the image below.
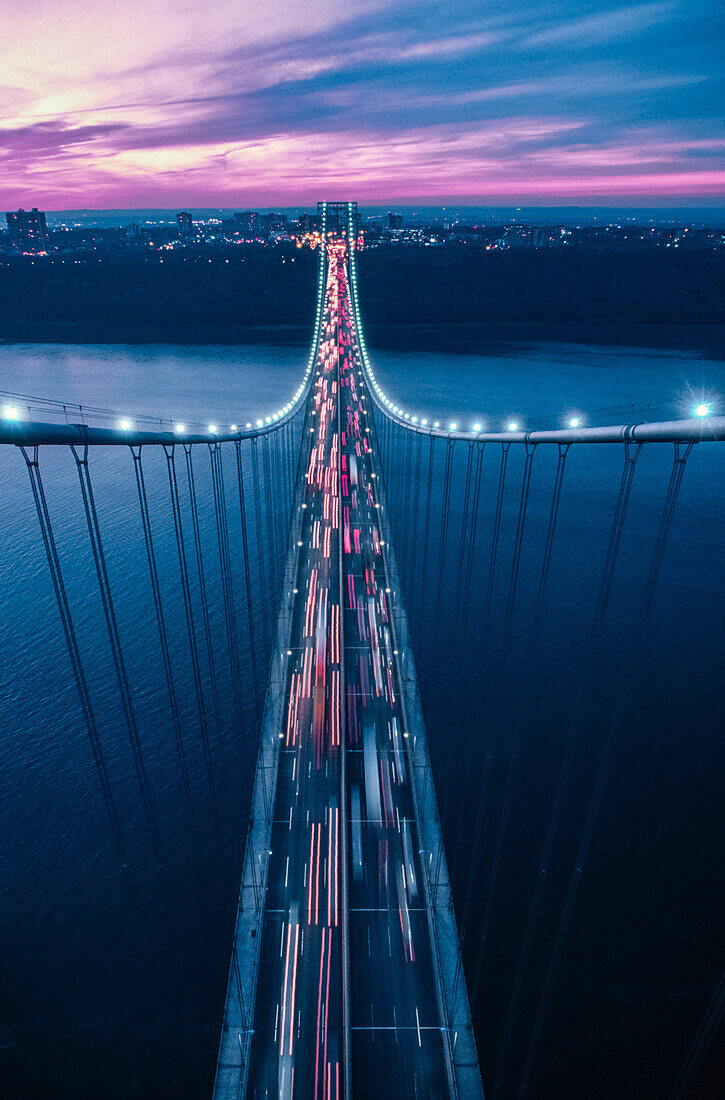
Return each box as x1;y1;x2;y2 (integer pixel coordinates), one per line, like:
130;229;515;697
245;238;449;1098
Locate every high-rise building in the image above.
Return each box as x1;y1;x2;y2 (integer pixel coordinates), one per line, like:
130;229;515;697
234;211;260;234
387;211;403;229
6;208;50;253
177;211;194;236
260;212;288;234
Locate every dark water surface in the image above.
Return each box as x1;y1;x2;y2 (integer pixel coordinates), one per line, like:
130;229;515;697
0;342;723;1098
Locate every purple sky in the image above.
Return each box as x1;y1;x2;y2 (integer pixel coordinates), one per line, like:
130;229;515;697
2;0;724;207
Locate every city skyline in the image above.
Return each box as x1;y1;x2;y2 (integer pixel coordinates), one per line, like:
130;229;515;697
2;0;724;208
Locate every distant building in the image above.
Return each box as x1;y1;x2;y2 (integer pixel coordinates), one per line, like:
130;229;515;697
261;212;288;233
234;211;260;234
177;211;194;236
298;212;321;232
6;208;50;252
387;212;403;229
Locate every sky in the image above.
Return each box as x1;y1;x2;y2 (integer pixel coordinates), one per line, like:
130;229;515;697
1;0;724;208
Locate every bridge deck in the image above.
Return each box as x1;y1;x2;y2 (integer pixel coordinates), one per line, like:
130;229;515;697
215;233;482;1099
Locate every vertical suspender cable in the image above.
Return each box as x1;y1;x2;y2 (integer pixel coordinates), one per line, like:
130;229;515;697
234;439;261;722
519;442;693;1096
131;446;200;856
672;967;725;1100
459;442;487;642
183;443;223;751
450;442;475;646
209;442;245;728
479;441;511;667
70;443;161;863
262;434;281;591
401;428;414;573
19;445;130;880
453;443;512;949
416;435;437;624
449;442;486;887
504;442;536;637
467;442;537;1010
471;445;569;983
432;438;455;658
533;444;570;639
250;437;270;652
164;444;223;855
408;432;424;602
495;441;642;1094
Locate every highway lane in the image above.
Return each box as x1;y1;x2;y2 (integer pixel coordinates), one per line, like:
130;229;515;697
247;253;347;1099
335;254;450;1098
245;238;449;1098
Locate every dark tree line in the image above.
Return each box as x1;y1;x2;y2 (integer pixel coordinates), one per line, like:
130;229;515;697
0;245;722;345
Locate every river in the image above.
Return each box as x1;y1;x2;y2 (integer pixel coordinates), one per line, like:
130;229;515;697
0;340;723;1098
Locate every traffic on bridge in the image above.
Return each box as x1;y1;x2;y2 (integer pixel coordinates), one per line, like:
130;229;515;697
216;216;472;1098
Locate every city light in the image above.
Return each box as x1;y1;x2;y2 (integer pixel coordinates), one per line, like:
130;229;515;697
208;424;217;433
695;403;710;417
230;423;238;431
472;422;481;432
433;421;440;428
449;422;457;431
508;421;518;431
174;423;186;434
569;417;580;427
2;405;19;420
119;418;132;430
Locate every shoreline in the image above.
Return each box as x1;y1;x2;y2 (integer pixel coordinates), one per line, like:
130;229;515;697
1;320;723;357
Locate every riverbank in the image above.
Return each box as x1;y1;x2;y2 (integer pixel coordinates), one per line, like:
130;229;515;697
1;320;723;357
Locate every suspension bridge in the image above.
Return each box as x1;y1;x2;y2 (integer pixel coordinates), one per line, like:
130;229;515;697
1;201;723;1099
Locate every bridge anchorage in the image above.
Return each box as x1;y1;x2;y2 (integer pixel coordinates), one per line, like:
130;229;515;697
2;202;723;1100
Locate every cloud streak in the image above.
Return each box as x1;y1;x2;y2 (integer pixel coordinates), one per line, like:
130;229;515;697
0;0;722;206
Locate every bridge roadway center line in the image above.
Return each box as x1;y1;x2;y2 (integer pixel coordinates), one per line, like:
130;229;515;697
245;240;450;1099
